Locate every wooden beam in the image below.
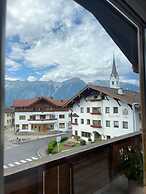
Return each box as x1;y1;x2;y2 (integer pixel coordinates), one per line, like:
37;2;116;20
0;0;6;193
138;25;146;187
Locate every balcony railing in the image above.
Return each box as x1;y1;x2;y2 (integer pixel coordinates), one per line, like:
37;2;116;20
28;118;57;121
71;122;78;125
4;131;142;194
91;124;102;128
90;112;102;115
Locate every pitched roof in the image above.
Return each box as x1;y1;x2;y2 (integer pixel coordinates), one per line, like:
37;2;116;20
111;54;119;78
12;97;68;108
89;85;140;105
72;113;79;117
65;84;140;106
5;108;14;113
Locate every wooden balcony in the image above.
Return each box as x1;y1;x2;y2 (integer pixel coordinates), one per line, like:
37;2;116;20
4;132;142;194
28;118;57;121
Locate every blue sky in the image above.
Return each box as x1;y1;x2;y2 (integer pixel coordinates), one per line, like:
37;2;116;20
6;0;139;85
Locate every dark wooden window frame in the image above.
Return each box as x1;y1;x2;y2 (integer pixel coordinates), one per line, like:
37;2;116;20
1;0;146;192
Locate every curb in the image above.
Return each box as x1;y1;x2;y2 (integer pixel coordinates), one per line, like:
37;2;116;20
10;132;68;145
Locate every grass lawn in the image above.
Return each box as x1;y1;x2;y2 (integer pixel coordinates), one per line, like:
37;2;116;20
53;140;80;153
48;138;106;155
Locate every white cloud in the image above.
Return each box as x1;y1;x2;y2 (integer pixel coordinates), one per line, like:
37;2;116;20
5;75;19;81
6;57;21;71
6;0;137;82
27;75;37;82
120;77;139;86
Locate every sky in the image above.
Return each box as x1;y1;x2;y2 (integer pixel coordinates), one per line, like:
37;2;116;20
6;0;139;85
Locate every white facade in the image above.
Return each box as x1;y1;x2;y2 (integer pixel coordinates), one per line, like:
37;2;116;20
14;111;71;133
71;94;140;142
110;76;120;89
4;110;14;129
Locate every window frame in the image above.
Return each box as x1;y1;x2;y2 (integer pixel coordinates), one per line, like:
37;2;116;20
106;120;110;127
81;119;84;124
105;107;110;113
114;121;119;128
113;107;118;114
123;121;128;129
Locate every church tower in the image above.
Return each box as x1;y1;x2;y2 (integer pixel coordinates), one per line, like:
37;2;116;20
110;54;120;89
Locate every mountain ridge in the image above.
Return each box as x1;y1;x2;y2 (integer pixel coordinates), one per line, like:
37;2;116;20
5;78;139;107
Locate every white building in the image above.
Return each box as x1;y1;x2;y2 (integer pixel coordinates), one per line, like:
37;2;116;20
12;97;71;133
66;58;140;142
4;108;14;129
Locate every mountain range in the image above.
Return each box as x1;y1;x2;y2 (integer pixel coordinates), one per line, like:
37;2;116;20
5;78;139;107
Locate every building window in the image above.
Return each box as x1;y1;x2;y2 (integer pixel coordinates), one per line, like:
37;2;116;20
59;123;65;128
93;120;101;126
105;107;110;113
75;130;78;136
81;131;91;138
113;107;118;114
16;124;19;129
30;115;36;120
75;118;78;124
22;124;28;130
92;107;101;114
87;119;90;125
80;107;84;113
40;115;46;120
81;119;84;124
87;107;90;113
114;121;119;128
19;115;26;120
59;114;65;119
106;120;110;127
123;121;128;129
123;108;128;115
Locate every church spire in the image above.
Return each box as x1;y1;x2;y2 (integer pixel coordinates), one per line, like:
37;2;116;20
110;54;120;89
111;54;119;78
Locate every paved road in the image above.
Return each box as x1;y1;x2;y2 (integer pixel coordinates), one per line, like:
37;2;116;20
4;133;69;169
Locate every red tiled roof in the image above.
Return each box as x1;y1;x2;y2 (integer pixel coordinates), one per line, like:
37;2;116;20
12;97;68;108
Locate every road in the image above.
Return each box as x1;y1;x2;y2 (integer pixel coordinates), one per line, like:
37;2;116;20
4;133;69;169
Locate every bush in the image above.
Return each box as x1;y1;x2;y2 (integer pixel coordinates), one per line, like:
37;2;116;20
48;140;57;154
119;145;143;185
80;139;86;146
61;137;68;142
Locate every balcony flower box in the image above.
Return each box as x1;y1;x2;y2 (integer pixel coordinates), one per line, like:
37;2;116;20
90;112;102;115
71;123;78;125
90;125;102;128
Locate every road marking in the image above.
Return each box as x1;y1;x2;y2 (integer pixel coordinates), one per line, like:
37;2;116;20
20;160;27;163
32;157;38;160
8;163;15;167
26;158;32;162
14;162;21;165
4;155;41;169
